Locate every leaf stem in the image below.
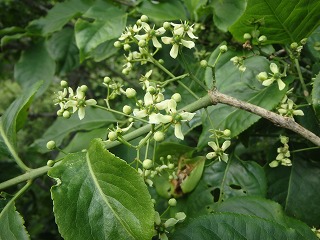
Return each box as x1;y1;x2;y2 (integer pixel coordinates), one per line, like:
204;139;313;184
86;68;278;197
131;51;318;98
294;58;310;102
0;122;31;172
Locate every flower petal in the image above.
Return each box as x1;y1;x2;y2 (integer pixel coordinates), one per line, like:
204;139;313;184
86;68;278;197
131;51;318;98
221;140;231;151
174;123;184;140
149;113;172;124
270;63;279;74
262;78;274;86
85;99;97;106
152;36;162;48
170;44;179;59
144;92;154;106
78;107;85;120
293;110;304;116
180;112;196;121
208;141;218;151
206;152;217;159
161;37;172;45
187;29;198;39
181;39;195;49
277;79;286;90
133;109;148;118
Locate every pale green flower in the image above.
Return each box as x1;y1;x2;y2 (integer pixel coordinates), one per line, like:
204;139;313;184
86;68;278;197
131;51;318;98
258;63;286;90
206;140;231;162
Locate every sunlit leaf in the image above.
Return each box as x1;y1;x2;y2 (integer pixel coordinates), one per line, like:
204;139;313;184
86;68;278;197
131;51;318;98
229;0;320;44
48;139;154;240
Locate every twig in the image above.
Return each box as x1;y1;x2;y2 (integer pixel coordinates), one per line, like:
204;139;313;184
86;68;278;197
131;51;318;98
208;89;320;146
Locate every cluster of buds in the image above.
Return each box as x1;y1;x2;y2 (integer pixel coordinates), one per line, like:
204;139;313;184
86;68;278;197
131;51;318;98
243;29;267;50
154;210;186;240
103;76;125;101
269;136;292;167
311;227;320;238
139;154;176;187
277;95;304;118
289;38;307;59
54;81;97;120
256;63;286;90
114;15;199;74
230;56;246;72
206;129;231;162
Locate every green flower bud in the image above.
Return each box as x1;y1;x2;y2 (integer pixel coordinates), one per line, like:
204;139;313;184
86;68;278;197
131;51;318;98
168;198;177;207
113;41;122;48
290;42;298;49
122;105;132;115
122;68;130;75
147;86;156;94
200;60;208;67
123;44;131;51
223;129;231;137
143;159;153;170
138;39;146;47
57;109;64;116
104;76;111;84
60;80;68;88
258;35;267;42
168;163;175;169
243;33;252;40
63;111;71;118
167;155;172;160
300;38;308;45
158;59;164;64
140;15;148;22
46;140;56;150
126;88;136;98
47;160;55;167
80;85;88;92
163;22;171;30
154;131;165;142
108;131;118;141
269;160;279;168
136;19;142;26
171;93;181;102
219;45;228;53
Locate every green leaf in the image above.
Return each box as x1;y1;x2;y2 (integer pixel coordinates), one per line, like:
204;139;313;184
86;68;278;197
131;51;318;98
183;0;208;21
75;0;127;61
91;39;118;62
181;156;206;193
47;28;79;75
28;0;93;35
138;1;187;21
0;202;30;240
306;27;320;63
229;0;320;44
210;0;247;32
199;54;287;148
1;33;27;47
266;153;320;227
172;212;317;240
14;41;55;96
32;107;117;153
312;73;320;119
48;139;155;240
203;156;267;205
0;81;42;155
216;196;317;238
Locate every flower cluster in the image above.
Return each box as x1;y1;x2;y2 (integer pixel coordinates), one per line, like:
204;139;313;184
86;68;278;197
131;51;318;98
206;129;231;162
256;63;286;90
54;81;97;120
269;136;292;167
230;56;246;72
114;15;198;74
289;39;307;59
277;95;304;118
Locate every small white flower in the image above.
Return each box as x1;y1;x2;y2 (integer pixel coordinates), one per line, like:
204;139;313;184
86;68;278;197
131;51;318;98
258;63;286;90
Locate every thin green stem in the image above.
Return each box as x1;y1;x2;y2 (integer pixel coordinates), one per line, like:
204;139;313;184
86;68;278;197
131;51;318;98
160;74;189;87
93;105;149;124
0;181;32;217
0;122;31;172
294;58;310;103
291;146;320;153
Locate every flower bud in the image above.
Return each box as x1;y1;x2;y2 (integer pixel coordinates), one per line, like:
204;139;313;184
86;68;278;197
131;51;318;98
104;77;111;84
290;42;298;49
47;160;55;167
163;22;171;30
147;86;156;94
171;93;181;102
219;45;228;53
143;159;153;170
200;60;208;67
269;160;279;168
80;85;88;92
60;80;68;88
57;109;64;116
122;68;130;75
243;33;252;40
113;41;122;48
63;111;71;118
158;59;164;64
300;38;308;45
154;131;165;142
168;198;177;207
223;129;231;137
168;163;174;169
46;140;56;150
126;88;136;98
138;39;146;47
108;131;118;141
140;15;148;22
123;44;131;51
122;105;132;115
258;35;267;42
256;72;268;81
